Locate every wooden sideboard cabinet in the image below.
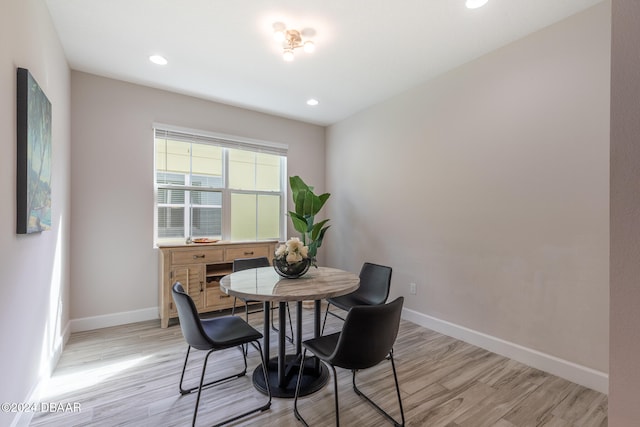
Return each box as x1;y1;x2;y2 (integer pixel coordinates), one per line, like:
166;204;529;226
158;240;278;328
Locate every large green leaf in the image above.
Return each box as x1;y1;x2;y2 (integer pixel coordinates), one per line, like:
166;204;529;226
289;211;308;235
302;191;316;217
289;176;307;200
293;189;306;215
311;219;330;241
314;226;330;247
316;193;330;213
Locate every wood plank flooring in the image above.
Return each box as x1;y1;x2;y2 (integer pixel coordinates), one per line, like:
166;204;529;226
30;306;608;426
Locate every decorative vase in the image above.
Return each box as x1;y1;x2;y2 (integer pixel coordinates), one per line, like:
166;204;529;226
273;257;311;279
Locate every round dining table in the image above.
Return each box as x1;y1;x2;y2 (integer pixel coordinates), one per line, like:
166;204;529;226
219;266;359;398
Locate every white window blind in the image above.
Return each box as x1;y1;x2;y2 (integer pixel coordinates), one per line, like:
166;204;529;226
154;126;288;156
153;125;287;244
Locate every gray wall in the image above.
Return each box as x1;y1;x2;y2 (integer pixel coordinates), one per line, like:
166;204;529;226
69;72;325;323
0;1;71;425
325;2;610;384
610;0;640;423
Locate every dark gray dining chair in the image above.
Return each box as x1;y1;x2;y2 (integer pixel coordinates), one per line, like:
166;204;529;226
172;282;271;427
294;297;405;426
321;262;392;334
231;257;294;343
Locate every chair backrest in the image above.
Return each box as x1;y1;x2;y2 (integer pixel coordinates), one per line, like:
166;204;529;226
233;256;270;272
355;262;393;305
172;282;214;350
329;297;404;370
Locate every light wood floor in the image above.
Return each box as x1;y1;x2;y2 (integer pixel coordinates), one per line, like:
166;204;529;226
31;306;608;427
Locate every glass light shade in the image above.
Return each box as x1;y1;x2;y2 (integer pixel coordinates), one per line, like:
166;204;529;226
303;41;315;53
283;49;294;62
465;0;488;9
306;99;319;106
274;30;285;42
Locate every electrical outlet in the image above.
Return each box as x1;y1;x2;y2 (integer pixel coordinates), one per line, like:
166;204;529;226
409;282;417;295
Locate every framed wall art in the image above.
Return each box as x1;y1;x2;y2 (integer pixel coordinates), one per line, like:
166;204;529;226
17;67;52;234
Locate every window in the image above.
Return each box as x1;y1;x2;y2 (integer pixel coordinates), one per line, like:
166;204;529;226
154;126;287;244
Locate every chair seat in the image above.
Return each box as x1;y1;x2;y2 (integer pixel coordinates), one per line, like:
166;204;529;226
327;293;372;311
302;332;340;361
202;316;263;349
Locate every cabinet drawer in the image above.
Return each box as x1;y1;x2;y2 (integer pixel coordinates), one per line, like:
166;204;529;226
226;246;270;262
171;248;224;265
206;287;235;310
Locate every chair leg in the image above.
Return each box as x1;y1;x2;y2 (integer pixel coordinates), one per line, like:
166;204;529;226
331;364;341;427
243;300;250;356
210;341;272;427
287;302;295;343
321;302;347;335
351;350;405;427
270;303;294;344
321;302;331;335
294;350;341;427
293;349;310;427
178;345;247;395
182;342;272;427
192;349;214;426
231;297;238;315
178;345;193;395
236;300;263;356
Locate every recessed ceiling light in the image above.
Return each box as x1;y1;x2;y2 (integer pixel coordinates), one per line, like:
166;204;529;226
466;0;488;9
306;99;319;106
149;55;168;65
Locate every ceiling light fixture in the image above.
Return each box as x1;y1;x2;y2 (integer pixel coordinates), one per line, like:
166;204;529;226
273;22;315;62
149;55;168;65
465;0;489;9
306;98;319;106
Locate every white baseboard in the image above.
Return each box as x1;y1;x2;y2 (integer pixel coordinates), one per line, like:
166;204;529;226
10;321;72;427
70;307;159;333
401;308;609;395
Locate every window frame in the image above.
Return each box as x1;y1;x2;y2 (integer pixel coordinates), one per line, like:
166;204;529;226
153;124;288;245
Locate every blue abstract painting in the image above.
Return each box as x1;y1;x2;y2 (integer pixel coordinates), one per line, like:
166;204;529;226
17;67;52;234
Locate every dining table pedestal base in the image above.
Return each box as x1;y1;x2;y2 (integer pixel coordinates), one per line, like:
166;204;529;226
252;355;329;398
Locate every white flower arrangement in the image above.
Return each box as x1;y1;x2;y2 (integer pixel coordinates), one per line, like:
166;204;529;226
275;237;309;265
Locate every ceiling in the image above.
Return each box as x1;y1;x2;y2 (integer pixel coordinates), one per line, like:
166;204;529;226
45;0;604;126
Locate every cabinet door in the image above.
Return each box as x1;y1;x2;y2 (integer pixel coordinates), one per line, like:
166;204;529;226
171;265;205;314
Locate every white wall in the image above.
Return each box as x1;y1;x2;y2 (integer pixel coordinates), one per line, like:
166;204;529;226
326;2;610;391
609;0;640;423
0;1;71;426
69;72;325;326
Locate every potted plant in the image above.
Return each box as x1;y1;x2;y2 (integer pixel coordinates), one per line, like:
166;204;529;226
288;176;330;266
